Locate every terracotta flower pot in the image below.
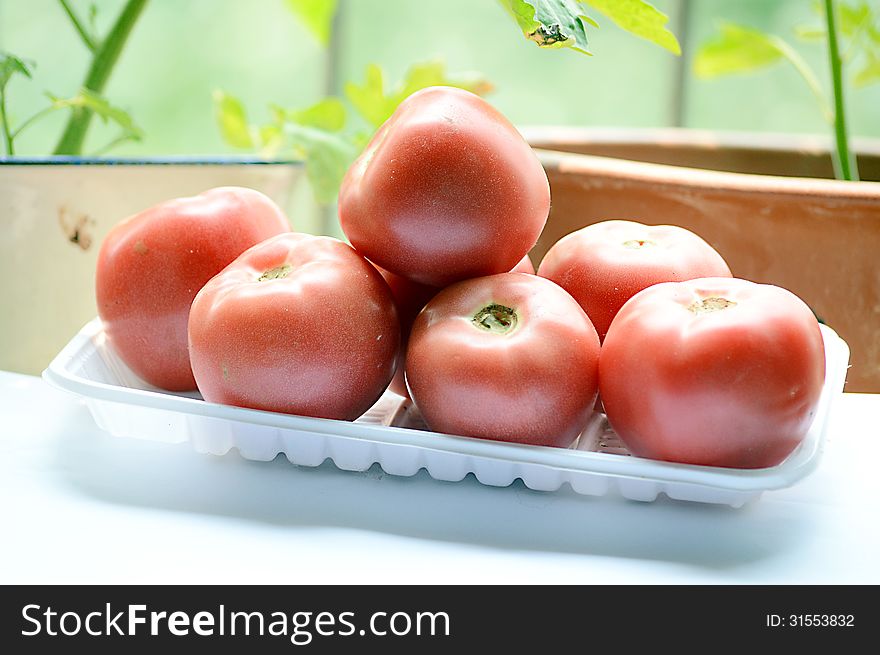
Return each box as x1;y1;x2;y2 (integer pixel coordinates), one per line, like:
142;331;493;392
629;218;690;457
522;127;880;392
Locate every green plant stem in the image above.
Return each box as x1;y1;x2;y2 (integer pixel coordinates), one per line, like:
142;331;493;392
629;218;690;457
0;92;14;155
10;105;60;140
53;0;148;155
59;0;99;52
824;0;859;181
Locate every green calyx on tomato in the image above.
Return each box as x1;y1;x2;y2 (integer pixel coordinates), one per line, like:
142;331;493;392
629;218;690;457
687;296;738;314
257;264;293;282
472;303;518;334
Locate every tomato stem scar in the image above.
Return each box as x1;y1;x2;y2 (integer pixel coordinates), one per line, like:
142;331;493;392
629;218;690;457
473;303;518;334
688;297;737;314
257;264;293;282
623;239;656;249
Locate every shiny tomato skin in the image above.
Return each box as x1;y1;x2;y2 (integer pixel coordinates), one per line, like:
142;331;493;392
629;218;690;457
599;277;826;469
188;233;400;421
510;254;536;275
406;273;600;447
373;265;440;398
339;87;550;287
378;254;535;398
96;187;290;391
538;220;732;341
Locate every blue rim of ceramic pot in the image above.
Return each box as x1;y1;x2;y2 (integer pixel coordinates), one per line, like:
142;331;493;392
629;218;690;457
0;155;302;166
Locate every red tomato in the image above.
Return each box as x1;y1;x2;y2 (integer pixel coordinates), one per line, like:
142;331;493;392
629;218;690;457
188;233;400;421
511;254;536;275
406;273;600;447
377;254;535;398
339;87;550;287
96;187;290;390
373;265;439;398
599;277;826;469
538;220;731;341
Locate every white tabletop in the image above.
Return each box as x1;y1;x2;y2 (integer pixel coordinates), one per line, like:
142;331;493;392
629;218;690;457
1;369;878;584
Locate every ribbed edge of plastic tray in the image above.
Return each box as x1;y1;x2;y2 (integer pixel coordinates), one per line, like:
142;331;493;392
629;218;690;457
43;319;849;507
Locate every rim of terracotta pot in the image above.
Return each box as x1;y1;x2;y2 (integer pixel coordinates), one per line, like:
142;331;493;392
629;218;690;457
520;125;880;157
524;128;880;202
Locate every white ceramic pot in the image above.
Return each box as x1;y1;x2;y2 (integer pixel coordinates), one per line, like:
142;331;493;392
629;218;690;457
0;156;305;375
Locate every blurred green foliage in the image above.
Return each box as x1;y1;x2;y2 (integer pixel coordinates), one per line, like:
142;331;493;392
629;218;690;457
696;2;880;88
214;59;492;202
285;0;338;46
694;1;880;179
213;0;681;204
5;0;880;154
2;0;877;233
2;0;878;160
1;0;146;156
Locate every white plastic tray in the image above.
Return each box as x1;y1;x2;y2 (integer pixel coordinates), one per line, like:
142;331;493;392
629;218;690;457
43;319;849;507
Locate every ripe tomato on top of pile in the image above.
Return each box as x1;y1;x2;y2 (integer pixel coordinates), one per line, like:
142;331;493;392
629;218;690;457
339;86;550;288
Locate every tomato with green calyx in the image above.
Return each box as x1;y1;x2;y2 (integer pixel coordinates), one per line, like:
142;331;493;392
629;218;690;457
538;220;731;341
377;254;535;398
188;233;400;420
599;277;826;469
406;272;600;447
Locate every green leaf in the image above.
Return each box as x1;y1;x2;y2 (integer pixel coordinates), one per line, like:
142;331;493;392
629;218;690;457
268;103;287;126
349;130;372;151
345;61;493;128
584;0;681;54
793;24;826;41
693;23;785;78
257;123;284;156
693;23;830;120
499;0;594;54
282;98;357;202
286;0;338;46
397;60;495;98
47;88;143;139
0;51;35;91
854;50;880;86
839;0;873;37
284;123;358;204
289;97;346;132
344;64;389;128
212;90;254;149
